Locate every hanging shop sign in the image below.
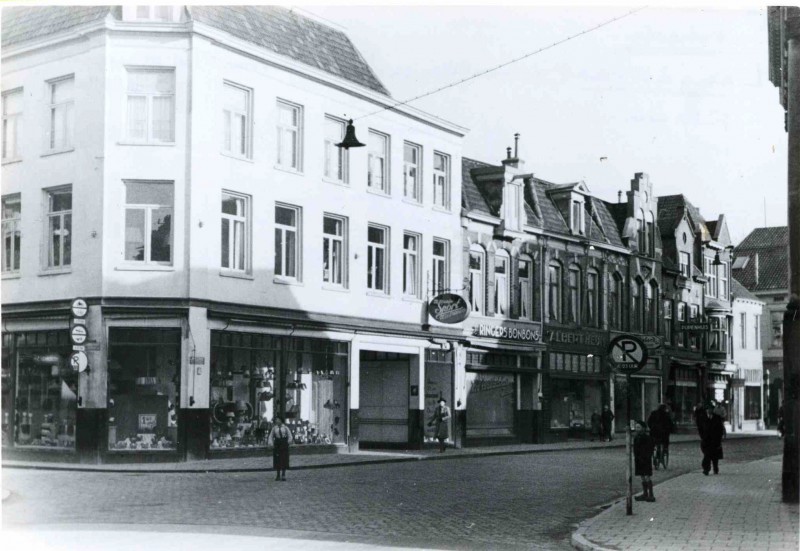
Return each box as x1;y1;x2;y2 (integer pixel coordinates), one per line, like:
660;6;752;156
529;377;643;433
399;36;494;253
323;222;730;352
607;334;649;374
428;293;470;324
466;320;543;343
71;297;88;318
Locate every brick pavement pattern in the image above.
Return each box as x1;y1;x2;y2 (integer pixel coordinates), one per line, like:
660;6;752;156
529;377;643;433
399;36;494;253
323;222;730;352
572;455;799;551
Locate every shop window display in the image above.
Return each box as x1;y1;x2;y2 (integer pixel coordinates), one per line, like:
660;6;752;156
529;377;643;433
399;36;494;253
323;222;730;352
107;328;180;451
210;332;347;450
5;331;76;449
550;378;602;430
465;371;515;438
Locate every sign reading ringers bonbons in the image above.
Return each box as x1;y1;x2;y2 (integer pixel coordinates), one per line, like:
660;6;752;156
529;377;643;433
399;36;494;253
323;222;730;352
607;334;649;374
428;293;470;324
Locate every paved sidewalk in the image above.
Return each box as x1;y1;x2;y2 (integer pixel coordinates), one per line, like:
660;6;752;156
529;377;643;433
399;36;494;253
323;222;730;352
1;432;774;473
572;454;799;551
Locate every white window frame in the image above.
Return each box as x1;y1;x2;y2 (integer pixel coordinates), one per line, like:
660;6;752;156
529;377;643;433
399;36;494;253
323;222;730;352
586;268;598;327
568;265;581;323
367;224;389;293
433;151;451;209
689;304;700;350
469;247;485;315
323;116;348;184
679;251;691;277
222;81;252;159
663;299;673;345
705;256;717;298
548;262;562;322
45;186;72;270
571;200;584;234
323;214;347;288
609;272;623;330
493;250;509;317
740;312;747;349
403;142;422;202
367;130;389;194
718;261;728;299
403;232;421;298
2;88;23;162
46;75;74;153
274;203;301;282
123;180;174;266
2;194;21;274
131;5;176;22
518;257;532;321
755;314;761;349
276;99;303;172
124;67;175;144
677;302;686;347
432;238;449;296
220;191;250;274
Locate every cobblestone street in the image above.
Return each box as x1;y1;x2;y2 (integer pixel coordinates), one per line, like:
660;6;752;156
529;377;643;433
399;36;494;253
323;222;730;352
2;437;783;550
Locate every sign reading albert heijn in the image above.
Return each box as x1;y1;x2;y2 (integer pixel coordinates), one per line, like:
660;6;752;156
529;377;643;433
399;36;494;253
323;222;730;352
428;293;470;324
607;334;649;374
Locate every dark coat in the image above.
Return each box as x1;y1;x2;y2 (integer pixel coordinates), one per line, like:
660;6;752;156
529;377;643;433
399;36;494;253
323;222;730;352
268;425;292;470
647;408;674;444
634;432;655;476
699;413;725;460
429;404;451;440
601;409;614;430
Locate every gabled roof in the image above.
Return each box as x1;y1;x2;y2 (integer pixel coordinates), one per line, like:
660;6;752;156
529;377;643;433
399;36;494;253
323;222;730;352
656;194;707;238
2;5;390;96
731;277;763;303
461;158;496;216
733;226;789;292
736;226;789;250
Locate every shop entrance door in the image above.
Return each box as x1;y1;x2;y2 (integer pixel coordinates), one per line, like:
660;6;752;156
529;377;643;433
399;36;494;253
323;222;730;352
360;359;409;444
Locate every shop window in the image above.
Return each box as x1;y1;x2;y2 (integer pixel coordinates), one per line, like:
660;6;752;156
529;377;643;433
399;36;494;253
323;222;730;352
210;333;347;449
465;371;515;437
367;130;389;194
323;116;348;184
518;257;532;320
221;191;250;272
550;378;603;430
124;180;173;265
469;247;484;315
45;187;72;269
745;386;761;420
432;238;449;295
403;142;421;202
548;262;562;322
10;331;75;449
2;88;22;161
2;194;21;274
108;328;180;451
586;269;598;327
367;224;389;293
276;100;303;171
403;232;421;298
424;353;453;443
667;381;698;425
567;265;581;323
323;214;347;287
494;251;509;317
608;272;623;330
614;375;660;429
275;204;301;281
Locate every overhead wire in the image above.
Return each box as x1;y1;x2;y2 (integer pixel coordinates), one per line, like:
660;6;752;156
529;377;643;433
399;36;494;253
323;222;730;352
353;6;648;122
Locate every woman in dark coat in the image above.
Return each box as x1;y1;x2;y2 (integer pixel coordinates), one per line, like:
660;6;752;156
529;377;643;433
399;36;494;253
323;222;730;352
699;404;726;475
633;421;656;502
601;405;614;442
428;398;451;453
267;417;292;481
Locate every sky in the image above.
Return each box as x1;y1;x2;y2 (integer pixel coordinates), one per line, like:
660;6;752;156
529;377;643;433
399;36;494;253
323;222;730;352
304;4;788;244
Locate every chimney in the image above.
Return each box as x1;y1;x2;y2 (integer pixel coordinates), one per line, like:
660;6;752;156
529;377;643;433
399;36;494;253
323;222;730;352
618;190;622;203
502;133;523;169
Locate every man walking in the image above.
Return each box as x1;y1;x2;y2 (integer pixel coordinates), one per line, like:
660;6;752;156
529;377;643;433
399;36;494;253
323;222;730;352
601;405;614;442
698;402;726;475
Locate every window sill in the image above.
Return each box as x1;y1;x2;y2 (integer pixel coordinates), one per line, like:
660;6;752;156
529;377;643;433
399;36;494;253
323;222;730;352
115;264;174;272
323;177;350;188
402;198;423;208
322;284;349;293
220;270;253;280
39;267;72;277
402;295;423;303
274;165;304;176
1;272;21;280
117;141;176;147
220;151;254;164
366;290;391;299
432;205;452;214
273;277;303;287
366;187;391;199
2;157;22;165
41;148;75;158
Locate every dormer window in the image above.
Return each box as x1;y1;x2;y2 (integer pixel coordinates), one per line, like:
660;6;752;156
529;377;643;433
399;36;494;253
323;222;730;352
125;6;177;23
503;181;523;232
571;199;584;234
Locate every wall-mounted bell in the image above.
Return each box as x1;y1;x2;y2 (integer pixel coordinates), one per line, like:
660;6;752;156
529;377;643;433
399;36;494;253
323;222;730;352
336;119;365;149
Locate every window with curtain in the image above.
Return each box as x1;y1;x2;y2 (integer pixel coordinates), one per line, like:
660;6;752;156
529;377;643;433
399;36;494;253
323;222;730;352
126;68;175;143
663;299;673;345
568;266;581;323
518;258;532;320
2;89;22;161
432;238;449;295
548;262;562;322
608;272;622;330
2;194;21;273
47;76;74;152
46;187;72;269
403;142;421;202
367;224;389;293
469;249;484;315
368;131;389;193
323;215;346;287
403;232;421;298
221;192;249;272
586;269;598;327
222;82;251;158
276;100;303;171
124;181;173;265
494;252;509;317
275;204;301;281
323;116;348;183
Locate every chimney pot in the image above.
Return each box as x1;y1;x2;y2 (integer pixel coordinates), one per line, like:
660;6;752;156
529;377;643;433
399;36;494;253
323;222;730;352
506;147;512;160
514;133;520;158
618;190;622;203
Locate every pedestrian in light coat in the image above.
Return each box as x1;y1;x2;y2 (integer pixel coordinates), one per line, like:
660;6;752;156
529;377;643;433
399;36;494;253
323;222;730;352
698;404;726;475
428;398;451;452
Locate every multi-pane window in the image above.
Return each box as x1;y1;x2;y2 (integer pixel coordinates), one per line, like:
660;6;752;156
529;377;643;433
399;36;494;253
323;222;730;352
663;299;673;345
571;201;583;234
518;258;532;320
740;313;747;349
275;204;301;281
403;233;421;298
368;131;389;193
646;213;655;256
689;305;700;350
771;311;782;347
755;314;761;349
276;100;302;171
469;249;484;315
2;194;21;273
433;152;450;209
222;82;251;158
494;252;509;317
645;281;657;333
609;273;623;330
548;263;562;322
126;68;175;143
47;76;74;152
708;316;727;353
2;89;22;161
403;142;421;202
134;5;174;21
432;238;449;295
677;302;686;347
367;225;388;293
631;279;641;331
586;269;598;327
324;116;348;183
124;181;173;264
221;192;249;272
679;251;691;277
705;257;717;298
568;266;581;323
718;262;728;299
323;215;347;287
46;187;72;269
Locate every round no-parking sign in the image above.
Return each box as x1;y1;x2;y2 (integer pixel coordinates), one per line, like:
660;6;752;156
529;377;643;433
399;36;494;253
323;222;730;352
607;334;649;374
